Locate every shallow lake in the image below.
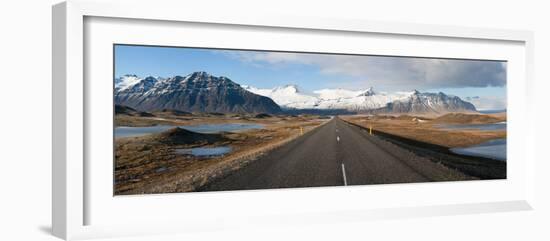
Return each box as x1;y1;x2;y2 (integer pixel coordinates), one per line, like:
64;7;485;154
183;123;264;133
450;138;506;161
436;122;506;131
175;146;232;157
115;123;264;138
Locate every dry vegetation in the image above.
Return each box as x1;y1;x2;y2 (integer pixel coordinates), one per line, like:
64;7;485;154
115;110;506;194
115;113;327;195
341;112;506;148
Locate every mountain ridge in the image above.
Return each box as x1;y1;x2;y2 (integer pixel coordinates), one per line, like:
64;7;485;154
245;84;476;114
115;72;477;115
114;72;282;114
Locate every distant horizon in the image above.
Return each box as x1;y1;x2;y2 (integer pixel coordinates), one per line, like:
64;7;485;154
115;44;507;110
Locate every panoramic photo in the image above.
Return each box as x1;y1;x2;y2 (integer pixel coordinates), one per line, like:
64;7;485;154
113;44;507;195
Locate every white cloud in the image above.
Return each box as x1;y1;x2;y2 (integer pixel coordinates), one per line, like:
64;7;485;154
465;96;507;111
226;51;507;91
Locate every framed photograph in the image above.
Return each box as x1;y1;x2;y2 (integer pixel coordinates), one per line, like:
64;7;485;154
52;0;535;240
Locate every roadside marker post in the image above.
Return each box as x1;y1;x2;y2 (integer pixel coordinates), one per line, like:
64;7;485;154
300;127;303;135
369;125;373;135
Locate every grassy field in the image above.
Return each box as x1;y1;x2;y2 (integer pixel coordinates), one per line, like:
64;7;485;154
341;113;507;179
114;113;328;195
341;113;506;148
115;111;506;195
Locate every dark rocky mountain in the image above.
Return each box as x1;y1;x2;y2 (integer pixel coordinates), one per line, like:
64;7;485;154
114;72;282;114
376;90;476;114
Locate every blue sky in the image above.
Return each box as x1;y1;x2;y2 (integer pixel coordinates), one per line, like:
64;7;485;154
115;45;334;91
115;45;507;110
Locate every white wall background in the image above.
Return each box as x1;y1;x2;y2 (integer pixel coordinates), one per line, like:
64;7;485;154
0;0;548;240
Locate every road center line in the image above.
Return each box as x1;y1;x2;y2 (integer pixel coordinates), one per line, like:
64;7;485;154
341;163;348;186
337;136;340;143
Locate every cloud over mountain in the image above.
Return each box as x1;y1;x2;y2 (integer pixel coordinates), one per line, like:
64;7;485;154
465;96;507;111
227;51;506;91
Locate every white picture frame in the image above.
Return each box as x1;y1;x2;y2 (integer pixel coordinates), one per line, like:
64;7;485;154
52;0;535;240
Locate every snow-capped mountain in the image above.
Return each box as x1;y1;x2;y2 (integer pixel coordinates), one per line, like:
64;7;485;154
313;88;413;111
114;71;476;115
242;85;319;109
314;88;371;100
376;90;477;114
114;72;281;114
245;85;476;114
115;74;142;91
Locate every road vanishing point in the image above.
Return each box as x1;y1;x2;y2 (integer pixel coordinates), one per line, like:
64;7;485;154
200;117;466;191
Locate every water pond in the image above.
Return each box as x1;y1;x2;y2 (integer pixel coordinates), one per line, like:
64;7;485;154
450;138;506;161
174;146;232;157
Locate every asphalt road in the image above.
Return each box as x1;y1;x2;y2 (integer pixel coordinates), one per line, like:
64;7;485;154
200;117;467;191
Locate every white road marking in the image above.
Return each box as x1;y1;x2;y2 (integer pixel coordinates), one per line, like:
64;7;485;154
336;136;340;142
341;163;348;186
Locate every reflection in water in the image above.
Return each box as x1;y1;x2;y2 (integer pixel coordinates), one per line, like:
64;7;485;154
183;123;264;133
175;146;232;157
450;138;506;161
